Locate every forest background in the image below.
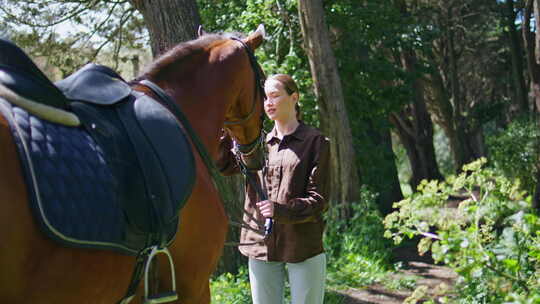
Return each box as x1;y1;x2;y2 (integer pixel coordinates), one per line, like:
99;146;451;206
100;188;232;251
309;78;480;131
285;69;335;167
1;0;539;303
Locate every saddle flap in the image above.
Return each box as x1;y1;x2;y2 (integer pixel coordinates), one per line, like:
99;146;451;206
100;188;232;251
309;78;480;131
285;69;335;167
133;95;195;219
56;63;132;105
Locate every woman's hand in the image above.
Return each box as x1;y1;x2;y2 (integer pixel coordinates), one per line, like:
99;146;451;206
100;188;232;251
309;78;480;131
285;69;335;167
256;200;274;218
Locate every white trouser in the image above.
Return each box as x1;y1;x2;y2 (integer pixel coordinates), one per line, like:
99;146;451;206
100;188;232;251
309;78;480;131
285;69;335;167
248;253;326;304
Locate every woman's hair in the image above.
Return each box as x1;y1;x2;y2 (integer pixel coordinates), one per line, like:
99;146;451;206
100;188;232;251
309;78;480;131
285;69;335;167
266;74;301;120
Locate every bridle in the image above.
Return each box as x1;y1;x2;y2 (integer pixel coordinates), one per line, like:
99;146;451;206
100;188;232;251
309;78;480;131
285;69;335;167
224;37;266;156
224;38;273;240
224;37;266;126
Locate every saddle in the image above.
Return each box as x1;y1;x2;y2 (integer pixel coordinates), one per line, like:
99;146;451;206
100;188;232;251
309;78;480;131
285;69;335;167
0;39;68;109
0;38;196;256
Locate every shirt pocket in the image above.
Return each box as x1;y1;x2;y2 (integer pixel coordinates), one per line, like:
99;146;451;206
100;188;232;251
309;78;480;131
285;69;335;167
279;150;305;198
264;164;280;199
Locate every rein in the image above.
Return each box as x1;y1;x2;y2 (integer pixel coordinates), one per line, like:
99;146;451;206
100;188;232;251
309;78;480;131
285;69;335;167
235;133;262;155
233;140;273;238
139;79;223;184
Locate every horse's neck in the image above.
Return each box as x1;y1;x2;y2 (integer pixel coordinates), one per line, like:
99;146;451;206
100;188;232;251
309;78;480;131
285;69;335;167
164;82;229;161
156;43;237;160
183;99;223;159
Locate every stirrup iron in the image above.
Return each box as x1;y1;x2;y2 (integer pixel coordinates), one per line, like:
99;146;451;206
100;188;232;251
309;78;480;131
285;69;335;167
143;246;178;304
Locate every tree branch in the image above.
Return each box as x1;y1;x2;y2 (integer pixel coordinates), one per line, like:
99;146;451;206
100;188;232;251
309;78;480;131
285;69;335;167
390;112;416;138
0;1;100;28
112;8;135;69
84;1;121;45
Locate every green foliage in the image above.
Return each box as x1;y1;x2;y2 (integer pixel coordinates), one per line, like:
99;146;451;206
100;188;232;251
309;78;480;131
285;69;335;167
382;272;419;291
211;268;252;303
487;118;540;194
326;1;421;205
198;0;319;127
384;158;540;303
328;1;412;117
325;186;407;289
210;267;347;304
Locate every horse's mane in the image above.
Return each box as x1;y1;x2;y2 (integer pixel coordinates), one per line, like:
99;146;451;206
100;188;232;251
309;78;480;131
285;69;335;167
134;32;246;82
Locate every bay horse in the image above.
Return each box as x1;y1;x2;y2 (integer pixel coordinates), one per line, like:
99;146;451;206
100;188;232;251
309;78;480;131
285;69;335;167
0;25;265;303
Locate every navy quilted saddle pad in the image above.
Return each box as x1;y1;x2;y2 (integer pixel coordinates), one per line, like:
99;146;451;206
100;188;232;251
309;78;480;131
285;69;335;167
0;64;196;255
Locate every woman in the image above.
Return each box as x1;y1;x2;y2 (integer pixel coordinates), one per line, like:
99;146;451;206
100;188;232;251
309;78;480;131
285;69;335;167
219;74;331;304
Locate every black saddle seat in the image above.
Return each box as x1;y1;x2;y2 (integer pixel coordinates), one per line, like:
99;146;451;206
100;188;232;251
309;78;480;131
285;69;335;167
56;63;132;105
0;38;68;109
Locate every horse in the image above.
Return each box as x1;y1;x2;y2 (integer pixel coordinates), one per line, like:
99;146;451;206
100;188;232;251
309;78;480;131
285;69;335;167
0;25;266;304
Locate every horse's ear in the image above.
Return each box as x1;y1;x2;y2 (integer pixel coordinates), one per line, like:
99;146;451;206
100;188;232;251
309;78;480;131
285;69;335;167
198;25;206;37
244;24;265;51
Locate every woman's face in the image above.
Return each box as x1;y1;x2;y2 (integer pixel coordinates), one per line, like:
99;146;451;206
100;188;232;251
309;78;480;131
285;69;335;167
264;79;297;122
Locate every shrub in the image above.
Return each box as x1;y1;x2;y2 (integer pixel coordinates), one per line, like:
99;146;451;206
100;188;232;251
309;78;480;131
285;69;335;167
384;158;540;303
325;186;397;288
210;268;251;303
487;118;539;194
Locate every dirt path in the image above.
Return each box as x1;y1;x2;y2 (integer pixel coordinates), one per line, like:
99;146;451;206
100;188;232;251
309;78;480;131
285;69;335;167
335;245;457;304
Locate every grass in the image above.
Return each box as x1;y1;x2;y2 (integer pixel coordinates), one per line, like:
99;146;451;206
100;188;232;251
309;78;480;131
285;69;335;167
210;268;348;303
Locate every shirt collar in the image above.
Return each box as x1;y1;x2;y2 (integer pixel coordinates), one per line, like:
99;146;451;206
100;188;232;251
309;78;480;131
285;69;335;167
265;121;306;144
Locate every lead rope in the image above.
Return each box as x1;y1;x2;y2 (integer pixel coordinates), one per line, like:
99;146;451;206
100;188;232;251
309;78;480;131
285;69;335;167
224;135;273;247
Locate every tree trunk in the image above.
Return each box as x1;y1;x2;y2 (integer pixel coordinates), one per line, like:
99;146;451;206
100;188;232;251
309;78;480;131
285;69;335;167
390;105;443;190
356;119;403;215
389;0;443;189
534;2;540;212
446;5;478;169
428;49;481;171
504;0;529;115
524;0;540;112
297;0;360;218
129;0;201;56
131;54;140;78
523;0;540;210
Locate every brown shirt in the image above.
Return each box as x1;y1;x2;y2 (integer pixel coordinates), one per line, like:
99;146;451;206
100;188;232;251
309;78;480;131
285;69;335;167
238;122;331;263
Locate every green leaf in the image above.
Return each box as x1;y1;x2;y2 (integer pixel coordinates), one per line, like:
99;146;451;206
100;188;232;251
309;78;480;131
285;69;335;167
502;259;519;273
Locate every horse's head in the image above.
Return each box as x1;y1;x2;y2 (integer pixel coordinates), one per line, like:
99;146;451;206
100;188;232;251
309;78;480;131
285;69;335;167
219;25;266;171
137;25;267;171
